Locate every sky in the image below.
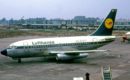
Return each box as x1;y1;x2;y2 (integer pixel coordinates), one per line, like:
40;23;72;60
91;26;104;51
0;0;129;19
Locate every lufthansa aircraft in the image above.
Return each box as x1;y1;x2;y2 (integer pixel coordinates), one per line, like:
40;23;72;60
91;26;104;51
1;9;117;63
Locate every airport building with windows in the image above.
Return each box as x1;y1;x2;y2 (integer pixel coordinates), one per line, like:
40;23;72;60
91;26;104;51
0;17;130;30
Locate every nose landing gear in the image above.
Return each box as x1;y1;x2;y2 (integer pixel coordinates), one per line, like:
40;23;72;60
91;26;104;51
18;58;21;63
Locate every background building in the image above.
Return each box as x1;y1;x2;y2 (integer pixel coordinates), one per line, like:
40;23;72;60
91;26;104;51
0;17;130;30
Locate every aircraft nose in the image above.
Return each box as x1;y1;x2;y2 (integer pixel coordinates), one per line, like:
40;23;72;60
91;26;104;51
1;49;7;56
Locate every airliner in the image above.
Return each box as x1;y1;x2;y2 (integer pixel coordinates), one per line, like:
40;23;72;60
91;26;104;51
122;32;130;42
1;9;117;63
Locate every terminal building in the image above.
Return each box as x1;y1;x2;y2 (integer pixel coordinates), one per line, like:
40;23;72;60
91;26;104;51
0;17;130;30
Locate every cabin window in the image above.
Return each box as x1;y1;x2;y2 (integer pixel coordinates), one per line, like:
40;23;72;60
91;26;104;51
7;47;11;49
8;45;15;49
43;45;45;48
7;46;13;49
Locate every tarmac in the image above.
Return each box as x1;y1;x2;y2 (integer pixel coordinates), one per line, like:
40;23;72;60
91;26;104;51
0;36;130;80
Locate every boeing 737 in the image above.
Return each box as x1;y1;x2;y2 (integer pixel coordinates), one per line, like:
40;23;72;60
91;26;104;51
1;9;117;63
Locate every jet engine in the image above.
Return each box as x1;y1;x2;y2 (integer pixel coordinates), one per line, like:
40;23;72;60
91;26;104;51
56;53;88;61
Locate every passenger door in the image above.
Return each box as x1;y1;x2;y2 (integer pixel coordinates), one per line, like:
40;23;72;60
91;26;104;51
23;42;29;53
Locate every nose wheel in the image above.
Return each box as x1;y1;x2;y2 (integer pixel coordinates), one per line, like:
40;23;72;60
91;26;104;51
18;58;21;63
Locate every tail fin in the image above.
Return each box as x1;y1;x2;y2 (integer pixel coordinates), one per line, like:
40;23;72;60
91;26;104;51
91;9;117;36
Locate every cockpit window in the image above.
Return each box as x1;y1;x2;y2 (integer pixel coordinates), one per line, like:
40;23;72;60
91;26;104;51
7;47;12;49
7;45;17;49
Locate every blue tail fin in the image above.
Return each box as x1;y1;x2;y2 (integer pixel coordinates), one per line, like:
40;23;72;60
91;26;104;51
91;9;117;36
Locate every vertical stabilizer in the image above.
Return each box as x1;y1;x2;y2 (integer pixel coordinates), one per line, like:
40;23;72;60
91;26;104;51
91;9;117;36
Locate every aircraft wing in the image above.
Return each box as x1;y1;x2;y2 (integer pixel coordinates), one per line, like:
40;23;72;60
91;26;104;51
49;50;109;54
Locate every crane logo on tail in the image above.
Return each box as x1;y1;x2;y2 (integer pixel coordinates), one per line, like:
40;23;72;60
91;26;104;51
105;18;113;29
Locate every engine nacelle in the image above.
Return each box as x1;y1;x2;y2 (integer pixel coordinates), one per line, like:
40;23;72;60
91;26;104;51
56;53;88;61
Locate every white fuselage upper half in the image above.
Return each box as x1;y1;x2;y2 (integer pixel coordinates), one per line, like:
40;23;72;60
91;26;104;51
9;36;115;48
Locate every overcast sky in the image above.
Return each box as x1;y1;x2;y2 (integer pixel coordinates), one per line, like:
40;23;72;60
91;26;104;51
0;0;129;19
